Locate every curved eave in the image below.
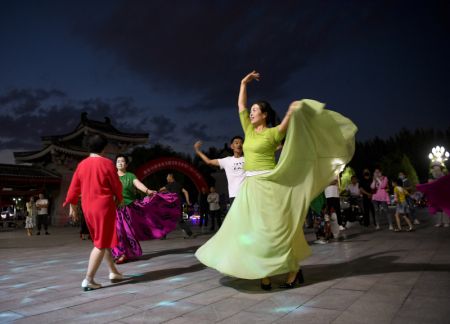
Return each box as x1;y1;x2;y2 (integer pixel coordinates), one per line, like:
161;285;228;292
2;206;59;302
0;176;61;184
42;126;149;144
14;144;89;162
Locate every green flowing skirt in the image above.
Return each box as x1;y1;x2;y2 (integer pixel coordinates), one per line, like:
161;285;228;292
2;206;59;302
195;99;357;279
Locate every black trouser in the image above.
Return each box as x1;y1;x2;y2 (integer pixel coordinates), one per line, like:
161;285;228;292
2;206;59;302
36;214;49;232
326;197;342;226
199;205;209;227
179;217;193;236
362;196;376;226
209;210;222;230
229;197;235;206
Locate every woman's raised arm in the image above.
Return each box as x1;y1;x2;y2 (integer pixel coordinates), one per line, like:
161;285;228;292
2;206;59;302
238;70;260;113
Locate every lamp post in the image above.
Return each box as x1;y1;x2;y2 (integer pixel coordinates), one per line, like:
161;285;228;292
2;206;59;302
428;146;449;166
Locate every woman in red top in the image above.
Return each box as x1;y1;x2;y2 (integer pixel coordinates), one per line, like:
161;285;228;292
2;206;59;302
65;134;124;291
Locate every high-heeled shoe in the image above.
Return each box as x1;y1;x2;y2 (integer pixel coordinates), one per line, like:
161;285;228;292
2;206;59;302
260;279;272;291
81;279;102;291
115;255;127;264
109;272;125;283
279;269;305;289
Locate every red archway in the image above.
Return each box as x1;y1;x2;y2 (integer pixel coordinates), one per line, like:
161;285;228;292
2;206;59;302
135;157;209;192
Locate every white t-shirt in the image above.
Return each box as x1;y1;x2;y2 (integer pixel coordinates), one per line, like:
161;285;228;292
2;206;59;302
324;185;339;198
36;199;49;215
346;183;360;197
218;156;245;198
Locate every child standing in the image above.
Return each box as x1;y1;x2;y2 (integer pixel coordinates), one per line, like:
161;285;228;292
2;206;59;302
25;197;37;236
392;179;413;232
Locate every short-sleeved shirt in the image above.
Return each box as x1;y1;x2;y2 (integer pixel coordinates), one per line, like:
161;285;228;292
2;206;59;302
36;199;49;215
239;110;285;171
394;186;407;204
26;202;37;217
218;156;245;198
120;172;138;205
324;185;339;198
166;181;183;199
347;183;360;197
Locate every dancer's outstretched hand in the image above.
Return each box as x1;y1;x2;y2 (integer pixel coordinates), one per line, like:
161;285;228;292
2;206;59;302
194;140;203;152
288;101;303;113
241;70;260;84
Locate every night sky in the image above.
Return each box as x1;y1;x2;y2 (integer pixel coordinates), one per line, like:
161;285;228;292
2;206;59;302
1;0;449;164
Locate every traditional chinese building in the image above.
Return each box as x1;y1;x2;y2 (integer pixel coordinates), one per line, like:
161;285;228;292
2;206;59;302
7;112;148;225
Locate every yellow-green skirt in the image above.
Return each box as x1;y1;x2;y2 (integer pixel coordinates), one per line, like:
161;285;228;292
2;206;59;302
195;99;357;279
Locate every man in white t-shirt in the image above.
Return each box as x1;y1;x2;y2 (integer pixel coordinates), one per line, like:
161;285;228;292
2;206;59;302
194;136;245;205
35;193;50;235
325;179;345;231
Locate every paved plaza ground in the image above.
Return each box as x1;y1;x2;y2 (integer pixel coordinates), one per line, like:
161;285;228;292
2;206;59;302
1;208;450;323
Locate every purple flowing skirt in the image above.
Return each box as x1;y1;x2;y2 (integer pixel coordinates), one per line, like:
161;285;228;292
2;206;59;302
416;175;450;216
111;193;180;259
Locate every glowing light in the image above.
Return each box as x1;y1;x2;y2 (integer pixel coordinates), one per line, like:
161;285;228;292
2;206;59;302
428;146;449;166
21;297;34;305
0;312;23;321
157;301;176;307
273;306;298;313
331;158;346;175
189;214;201;225
239;234;255;245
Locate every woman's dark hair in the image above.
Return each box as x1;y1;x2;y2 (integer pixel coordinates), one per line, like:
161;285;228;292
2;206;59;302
87;134;108;153
230;135;244;143
254;100;280;127
115;154;129;164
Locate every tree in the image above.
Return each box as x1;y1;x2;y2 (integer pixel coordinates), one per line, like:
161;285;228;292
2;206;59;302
340;166;355;192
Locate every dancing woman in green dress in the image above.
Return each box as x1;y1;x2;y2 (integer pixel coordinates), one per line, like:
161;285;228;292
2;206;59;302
195;71;357;290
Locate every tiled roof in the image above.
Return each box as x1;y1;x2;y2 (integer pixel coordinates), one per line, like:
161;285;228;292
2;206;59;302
0;163;61;180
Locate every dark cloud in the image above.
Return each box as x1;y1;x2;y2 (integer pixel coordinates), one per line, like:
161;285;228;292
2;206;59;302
146;115;177;142
182;121;227;142
0;88;67;116
0;88;156;150
82;0;395;111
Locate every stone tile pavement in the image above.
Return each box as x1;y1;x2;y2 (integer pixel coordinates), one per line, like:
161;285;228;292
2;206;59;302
1;209;449;323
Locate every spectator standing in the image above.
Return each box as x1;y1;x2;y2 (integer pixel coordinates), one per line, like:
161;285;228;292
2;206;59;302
207;186;221;231
36;193;50;235
325;179;345;230
371;168;393;230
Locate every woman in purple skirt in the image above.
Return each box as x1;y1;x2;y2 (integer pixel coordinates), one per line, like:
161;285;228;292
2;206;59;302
112;155;180;263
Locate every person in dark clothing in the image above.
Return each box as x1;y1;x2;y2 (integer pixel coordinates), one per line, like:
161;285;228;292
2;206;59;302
198;187;209;228
160;173;194;238
359;168;376;227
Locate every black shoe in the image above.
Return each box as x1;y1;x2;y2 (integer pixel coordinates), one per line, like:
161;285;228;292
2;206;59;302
36;232;40;235
45;232;50;235
260;279;272;291
279;269;305;289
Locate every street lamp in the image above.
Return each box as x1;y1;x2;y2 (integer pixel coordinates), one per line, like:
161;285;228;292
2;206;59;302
428;146;449;166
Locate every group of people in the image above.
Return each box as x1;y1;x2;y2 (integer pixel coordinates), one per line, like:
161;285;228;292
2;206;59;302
24;193;50;236
322;168;419;233
65;70;357;291
342;164;448;231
